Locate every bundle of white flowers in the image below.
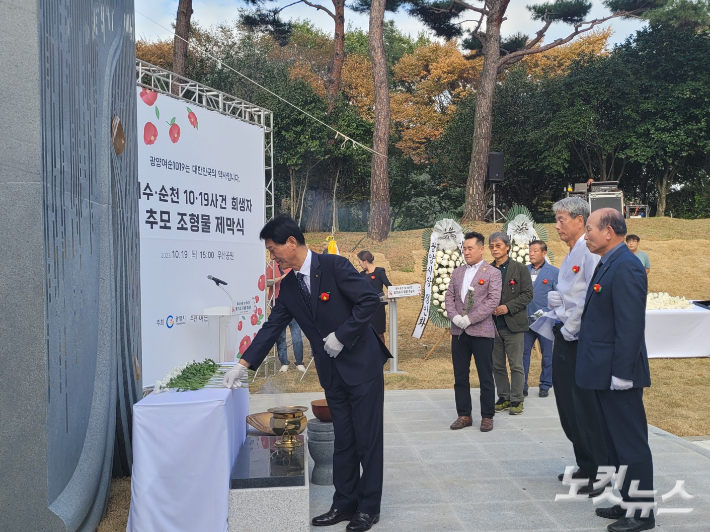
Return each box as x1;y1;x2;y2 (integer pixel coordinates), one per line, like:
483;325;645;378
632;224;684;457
509;244;531;265
646;292;694;310
431;249;463;313
153;361;191;394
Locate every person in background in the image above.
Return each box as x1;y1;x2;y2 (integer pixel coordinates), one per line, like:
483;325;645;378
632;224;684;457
357;251;391;344
489;232;534;416
523;241;559;398
580;209;654;532
266;261;306;372
625;234;651;275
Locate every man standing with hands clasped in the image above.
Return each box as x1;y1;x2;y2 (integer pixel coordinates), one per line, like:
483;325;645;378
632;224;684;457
579;208;655;532
531;197;608;497
445;232;502;432
489;232;533;416
223;215;391;532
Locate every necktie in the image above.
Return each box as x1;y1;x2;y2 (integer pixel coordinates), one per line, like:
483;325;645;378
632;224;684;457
296;272;312;313
591;261;603;282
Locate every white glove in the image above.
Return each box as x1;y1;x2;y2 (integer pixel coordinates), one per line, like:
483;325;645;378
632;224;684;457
611;376;633;390
547;291;563;309
323;332;344;358
223;363;247;388
452;315;471;329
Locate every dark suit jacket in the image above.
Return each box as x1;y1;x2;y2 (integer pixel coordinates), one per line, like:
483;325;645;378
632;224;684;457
496;259;534;333
242;252;392;389
577;245;651;390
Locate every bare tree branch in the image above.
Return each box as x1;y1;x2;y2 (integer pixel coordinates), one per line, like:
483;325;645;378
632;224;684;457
525;18;553;49
498;11;640;71
300;0;336;19
426;0;488;16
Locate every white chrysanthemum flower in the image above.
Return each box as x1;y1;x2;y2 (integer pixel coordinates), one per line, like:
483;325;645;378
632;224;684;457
441;302;446;310
646;292;694;310
507;214;537;246
432;285;439;293
433;299;440;306
436;250;444;258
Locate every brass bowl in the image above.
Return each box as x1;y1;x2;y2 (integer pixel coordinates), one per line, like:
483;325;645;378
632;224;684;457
267;406;308;418
268;406;308;448
311;399;332;422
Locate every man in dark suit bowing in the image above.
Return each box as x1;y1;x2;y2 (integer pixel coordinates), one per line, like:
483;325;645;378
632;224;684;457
223;215;391;532
579;208;654;532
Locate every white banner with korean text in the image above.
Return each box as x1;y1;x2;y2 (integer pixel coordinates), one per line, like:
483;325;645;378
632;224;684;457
137;87;266;385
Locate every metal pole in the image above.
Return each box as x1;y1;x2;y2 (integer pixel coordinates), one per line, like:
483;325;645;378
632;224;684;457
386;299;406;374
492;184;497;223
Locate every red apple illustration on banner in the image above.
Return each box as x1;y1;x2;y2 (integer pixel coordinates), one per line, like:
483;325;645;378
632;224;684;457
258;275;266;291
250;314;258;326
186;107;198;129
140;88;158;106
143;122;158;145
167;117;180;143
239;335;252;355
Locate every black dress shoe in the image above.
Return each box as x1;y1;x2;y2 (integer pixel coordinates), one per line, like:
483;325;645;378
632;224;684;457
596;505;626;519
579;481;610;498
558;469;587;481
539;388;549;398
312;508;355;526
607;516;655;532
346;511;380;532
523;389;529;397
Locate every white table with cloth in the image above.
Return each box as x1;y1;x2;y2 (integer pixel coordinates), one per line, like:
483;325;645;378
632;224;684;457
127;386;249;532
645;307;710;358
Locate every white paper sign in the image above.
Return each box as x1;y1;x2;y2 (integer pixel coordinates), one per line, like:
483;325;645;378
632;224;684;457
137;87;266;385
387;284;422;299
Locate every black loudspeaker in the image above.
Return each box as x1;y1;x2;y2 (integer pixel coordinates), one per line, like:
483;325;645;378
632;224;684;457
487;152;504;182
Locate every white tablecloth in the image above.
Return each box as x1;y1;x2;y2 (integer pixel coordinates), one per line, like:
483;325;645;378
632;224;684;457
646;307;710;358
127;387;249;532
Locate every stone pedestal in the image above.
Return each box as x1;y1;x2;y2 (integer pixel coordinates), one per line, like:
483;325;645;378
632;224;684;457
307;419;334;485
229;434;309;532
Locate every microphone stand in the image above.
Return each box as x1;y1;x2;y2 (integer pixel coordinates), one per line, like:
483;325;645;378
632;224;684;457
216;283;235;314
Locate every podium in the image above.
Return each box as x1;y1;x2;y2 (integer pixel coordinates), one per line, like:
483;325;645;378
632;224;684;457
204;306;238;362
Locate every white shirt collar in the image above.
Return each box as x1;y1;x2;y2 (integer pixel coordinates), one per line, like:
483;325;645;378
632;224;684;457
466;259;484;270
295;249;312;275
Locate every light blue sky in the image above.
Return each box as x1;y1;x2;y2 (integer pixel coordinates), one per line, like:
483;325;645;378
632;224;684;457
135;0;646;47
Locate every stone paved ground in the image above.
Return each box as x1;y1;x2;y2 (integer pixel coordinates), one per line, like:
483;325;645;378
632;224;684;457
249;388;710;532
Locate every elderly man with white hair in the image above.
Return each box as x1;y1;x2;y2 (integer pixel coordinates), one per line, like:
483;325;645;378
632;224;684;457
531;197;608;498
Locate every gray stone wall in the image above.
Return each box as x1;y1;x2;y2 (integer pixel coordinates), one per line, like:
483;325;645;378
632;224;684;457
0;0;140;530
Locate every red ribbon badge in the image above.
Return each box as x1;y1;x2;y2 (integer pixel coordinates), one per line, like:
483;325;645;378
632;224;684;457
371;275;376;279
543;279;548;284
593;284;602;293
478;279;485;285
319;292;330;301
572;265;580;273
509;280;516;285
